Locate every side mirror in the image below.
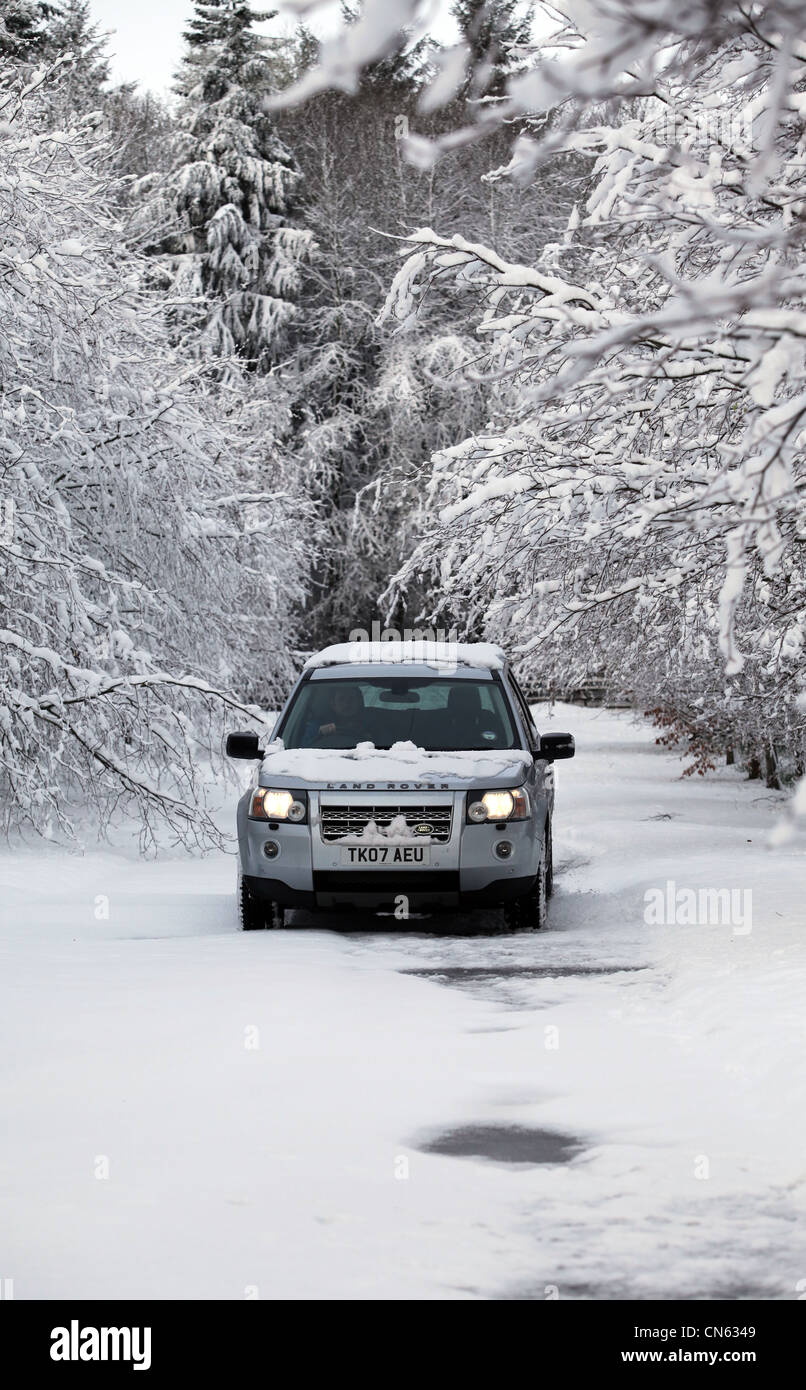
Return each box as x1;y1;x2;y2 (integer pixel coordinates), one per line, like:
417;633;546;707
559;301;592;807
225;731;263;760
539;732;575;762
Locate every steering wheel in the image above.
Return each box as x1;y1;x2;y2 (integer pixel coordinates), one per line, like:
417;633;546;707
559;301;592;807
311;724;364;749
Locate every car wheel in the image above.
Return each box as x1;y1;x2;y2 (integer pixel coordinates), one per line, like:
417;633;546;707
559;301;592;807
545;819;554;898
503;859;548;932
237;864;265;932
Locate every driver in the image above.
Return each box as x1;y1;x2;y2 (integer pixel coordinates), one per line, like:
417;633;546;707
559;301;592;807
313;685;365;743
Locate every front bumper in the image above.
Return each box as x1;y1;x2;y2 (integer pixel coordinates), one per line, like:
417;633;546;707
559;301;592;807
244;871;538;912
239;788;543;911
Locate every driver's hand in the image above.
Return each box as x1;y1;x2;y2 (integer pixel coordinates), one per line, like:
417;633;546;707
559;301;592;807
319;722;336;735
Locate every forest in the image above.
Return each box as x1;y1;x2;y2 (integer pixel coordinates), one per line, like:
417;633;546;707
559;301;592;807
1;0;805;842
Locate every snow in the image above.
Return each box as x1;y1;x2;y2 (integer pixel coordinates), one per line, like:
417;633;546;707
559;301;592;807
303;641;507;671
54;238;86;256
260;739;529;785
379;20;806;768
0;74;309;840
1;702;804;1299
267;0;423;108
335;814;434;845
417;43;469;115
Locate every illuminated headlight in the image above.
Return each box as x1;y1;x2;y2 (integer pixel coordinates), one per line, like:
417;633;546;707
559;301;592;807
467;787;530;822
249;789;307;822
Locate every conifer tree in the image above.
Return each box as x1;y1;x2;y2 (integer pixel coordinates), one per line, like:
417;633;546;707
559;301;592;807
451;0;532;98
136;0;312;371
43;0;112;118
0;1;59;61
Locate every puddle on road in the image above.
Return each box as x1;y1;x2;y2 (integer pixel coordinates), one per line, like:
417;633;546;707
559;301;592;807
403;964;645;981
402;961;647;1012
418;1123;583;1166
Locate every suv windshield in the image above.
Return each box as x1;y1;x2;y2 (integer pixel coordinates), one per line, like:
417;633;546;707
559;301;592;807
278;678;520;752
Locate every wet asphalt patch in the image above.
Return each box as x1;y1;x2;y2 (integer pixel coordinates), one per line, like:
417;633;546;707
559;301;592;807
417;1123;583;1166
403;964;645;982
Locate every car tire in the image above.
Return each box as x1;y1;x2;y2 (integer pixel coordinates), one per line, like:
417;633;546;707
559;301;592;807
545;818;554;898
503;859;548;932
237;865;266;931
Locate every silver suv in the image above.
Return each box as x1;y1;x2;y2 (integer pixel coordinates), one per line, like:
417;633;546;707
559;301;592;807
226;642;574;931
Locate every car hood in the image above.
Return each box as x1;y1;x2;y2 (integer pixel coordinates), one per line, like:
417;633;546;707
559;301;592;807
257;740;532;791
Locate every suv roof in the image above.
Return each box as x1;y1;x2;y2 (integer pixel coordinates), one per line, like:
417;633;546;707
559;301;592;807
303;640;507;673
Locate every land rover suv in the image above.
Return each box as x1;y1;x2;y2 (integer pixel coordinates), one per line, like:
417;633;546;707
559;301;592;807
225;641;574;931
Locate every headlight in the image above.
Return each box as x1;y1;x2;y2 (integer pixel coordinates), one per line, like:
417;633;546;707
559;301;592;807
249;789;307;822
467;787;530;822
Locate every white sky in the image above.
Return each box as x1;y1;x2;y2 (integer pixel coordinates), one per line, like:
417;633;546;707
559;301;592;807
87;0;307;93
87;1;458;95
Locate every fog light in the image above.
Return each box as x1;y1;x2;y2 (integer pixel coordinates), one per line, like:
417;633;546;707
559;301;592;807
494;840;513;860
263;840;280;859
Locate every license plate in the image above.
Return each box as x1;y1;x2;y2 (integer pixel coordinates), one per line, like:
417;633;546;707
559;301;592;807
339;845;431;866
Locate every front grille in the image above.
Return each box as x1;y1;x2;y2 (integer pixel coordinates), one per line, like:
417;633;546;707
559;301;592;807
320;804;453;843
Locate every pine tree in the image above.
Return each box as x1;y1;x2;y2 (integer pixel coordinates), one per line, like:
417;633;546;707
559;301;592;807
338;1;428;92
47;0;109;84
451;0;532;97
0;0;59;61
136;0;312;372
40;4;173;182
270;21;575;644
43;0;111;117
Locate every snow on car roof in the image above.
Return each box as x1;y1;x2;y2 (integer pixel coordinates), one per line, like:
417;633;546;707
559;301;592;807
303;640;507;671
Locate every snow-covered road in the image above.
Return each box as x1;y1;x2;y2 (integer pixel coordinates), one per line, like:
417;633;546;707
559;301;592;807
1;704;805;1300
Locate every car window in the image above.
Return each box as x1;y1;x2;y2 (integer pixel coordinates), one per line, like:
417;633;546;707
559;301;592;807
508;674;540;752
277;677;520;751
362;683;447;710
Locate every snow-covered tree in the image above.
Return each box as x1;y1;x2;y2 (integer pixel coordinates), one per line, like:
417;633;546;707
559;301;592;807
451;0;533;99
0;1;57;61
13;4;173;183
272;14;583;643
42;0;110;115
103;87;177;184
378;3;806;784
135;0;313;371
0;65;313;845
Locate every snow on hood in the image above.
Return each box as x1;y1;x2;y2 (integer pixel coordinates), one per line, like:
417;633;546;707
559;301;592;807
303;640;506;671
258;740;530;788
